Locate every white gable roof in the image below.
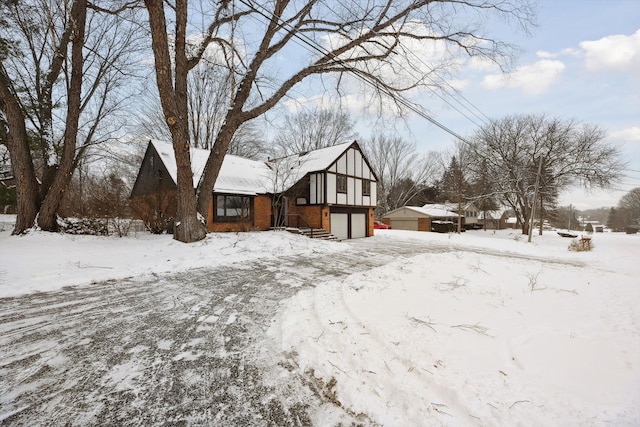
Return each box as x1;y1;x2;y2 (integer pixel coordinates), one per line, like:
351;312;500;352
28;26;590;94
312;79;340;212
150;140;273;195
267;141;358;190
285;141;354;175
408;206;459;217
149;140;368;195
384;206;459;218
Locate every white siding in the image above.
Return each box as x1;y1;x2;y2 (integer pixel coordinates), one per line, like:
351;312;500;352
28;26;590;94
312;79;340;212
363;162;372;180
321;148;377;208
327;173;336;204
337;155;347;174
347;177;355;205
310;174;317;204
318;173;324;203
370;182;377;206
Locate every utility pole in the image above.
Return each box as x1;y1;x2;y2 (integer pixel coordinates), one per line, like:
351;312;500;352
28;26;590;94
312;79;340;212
528;157;543;243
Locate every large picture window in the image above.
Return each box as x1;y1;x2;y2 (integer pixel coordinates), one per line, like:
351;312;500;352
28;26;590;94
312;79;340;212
215;194;253;222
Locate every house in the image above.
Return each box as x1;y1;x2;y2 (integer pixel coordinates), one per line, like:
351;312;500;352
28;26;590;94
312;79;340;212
0;168;16;214
478;209;510;230
382;205;459;232
130;140;378;239
421;202;481;230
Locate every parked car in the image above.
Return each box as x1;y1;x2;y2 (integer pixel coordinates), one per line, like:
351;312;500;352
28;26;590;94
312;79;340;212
374;220;391;229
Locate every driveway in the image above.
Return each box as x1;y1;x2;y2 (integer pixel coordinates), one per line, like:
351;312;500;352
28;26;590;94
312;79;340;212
1;236;436;426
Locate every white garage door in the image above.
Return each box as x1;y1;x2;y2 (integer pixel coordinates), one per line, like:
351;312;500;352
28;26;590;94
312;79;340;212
330;213;349;240
351;213;367;239
391;219;418;231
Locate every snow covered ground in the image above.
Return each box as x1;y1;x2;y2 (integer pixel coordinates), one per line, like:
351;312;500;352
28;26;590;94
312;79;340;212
1;214;639;426
267;230;640;426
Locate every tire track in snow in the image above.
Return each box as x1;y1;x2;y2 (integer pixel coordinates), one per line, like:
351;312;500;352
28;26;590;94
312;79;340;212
0;237;448;425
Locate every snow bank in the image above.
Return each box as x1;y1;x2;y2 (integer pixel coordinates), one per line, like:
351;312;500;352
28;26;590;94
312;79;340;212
269;229;640;426
0;215;346;298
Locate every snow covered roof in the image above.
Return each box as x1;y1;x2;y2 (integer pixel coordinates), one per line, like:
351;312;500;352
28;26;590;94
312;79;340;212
149;140;358;196
267;141;358;190
385;206;459;218
422;202;480;212
150;140;273;195
282;142;354;175
407;206;459;217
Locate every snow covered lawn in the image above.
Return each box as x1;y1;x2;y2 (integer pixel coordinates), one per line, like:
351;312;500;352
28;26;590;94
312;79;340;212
1;215;639;426
267;230;640;426
0;215;347;298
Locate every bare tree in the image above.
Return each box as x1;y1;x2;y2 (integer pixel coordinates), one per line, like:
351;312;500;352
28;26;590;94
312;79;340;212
273;107;357;155
136;61;267;159
440;155;469;233
0;0;144;234
363;134;439;215
470;114;624;234
617;187;640;228
140;0;535;242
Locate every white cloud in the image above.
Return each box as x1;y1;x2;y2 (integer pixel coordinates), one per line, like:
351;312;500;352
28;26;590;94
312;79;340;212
467;56;500;72
536;50;556;59
482;59;565;95
610;126;640;142
580;29;640;72
536;48;580;59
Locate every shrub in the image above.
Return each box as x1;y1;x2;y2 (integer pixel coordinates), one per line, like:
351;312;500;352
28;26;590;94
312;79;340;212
568;237;593;252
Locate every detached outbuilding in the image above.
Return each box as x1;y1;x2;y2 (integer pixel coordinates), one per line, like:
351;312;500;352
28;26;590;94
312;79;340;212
382;206;459;232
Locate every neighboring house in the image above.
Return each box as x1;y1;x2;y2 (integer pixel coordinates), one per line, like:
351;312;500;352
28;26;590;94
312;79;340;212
130;140;378;239
478;209;510;230
382;205;459;232
421;202;481;230
505;216;520;229
0;168;17;214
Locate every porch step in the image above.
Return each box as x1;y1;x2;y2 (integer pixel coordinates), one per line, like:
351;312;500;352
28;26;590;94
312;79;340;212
288;227;339;240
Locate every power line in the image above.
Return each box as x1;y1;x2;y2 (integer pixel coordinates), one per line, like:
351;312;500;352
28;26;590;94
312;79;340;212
236;0;473;144
329;0;492;127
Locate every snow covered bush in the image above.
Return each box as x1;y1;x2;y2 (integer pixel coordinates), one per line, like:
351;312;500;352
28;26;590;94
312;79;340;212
58;217;109;236
568;237;593;252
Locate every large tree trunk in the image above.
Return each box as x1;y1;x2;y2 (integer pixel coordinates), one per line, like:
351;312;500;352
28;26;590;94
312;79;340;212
0;71;39;234
144;0;206;243
196;120;240;218
38;0;87;231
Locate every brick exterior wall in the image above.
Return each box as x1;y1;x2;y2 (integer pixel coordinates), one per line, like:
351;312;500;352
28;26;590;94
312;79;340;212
418;217;431;232
368;208;375;237
253;195;272;230
206;194;272;232
287;203;324;229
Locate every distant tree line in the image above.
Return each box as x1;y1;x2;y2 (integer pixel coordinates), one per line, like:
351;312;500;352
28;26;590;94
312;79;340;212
607;188;640;231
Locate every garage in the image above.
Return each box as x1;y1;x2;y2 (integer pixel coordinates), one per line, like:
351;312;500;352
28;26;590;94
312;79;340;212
351;213;367;238
330;208;368;240
382;206;458;232
388;218;418;231
330;213;349;240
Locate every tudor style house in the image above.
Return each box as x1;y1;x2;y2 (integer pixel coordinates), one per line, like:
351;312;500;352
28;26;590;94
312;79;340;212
130;140;378;239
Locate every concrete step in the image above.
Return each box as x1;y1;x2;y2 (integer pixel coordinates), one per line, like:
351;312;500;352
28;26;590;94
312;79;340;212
289;227;338;240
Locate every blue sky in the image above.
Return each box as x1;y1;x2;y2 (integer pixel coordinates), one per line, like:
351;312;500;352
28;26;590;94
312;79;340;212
401;0;640;210
227;0;638;210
